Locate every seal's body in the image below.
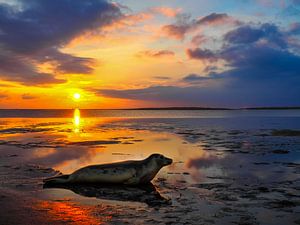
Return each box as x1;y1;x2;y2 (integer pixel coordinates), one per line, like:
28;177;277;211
44;154;172;185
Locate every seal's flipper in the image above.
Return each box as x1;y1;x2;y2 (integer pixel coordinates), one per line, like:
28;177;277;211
43;175;70;184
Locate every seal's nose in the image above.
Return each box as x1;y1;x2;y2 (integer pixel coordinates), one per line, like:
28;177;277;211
165;157;173;165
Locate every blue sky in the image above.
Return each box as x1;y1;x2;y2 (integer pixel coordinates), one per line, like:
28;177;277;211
0;0;299;108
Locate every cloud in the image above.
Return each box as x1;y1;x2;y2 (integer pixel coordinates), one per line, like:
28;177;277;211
162;13;238;40
161;13;192;40
92;23;300;107
182;74;217;83
92;86;204;102
104;6;182;32
151;7;181;18
203;66;219;73
91;75;300;107
0;0;121;54
196;13;230;25
0;93;8;99
191;34;207;45
224;26;264;44
90;85;251;107
136;50;175;58
186;24;300;81
34;48;96;74
0;51;65;85
224;23;287;48
153;76;171;80
116;12;153;27
22;94;37;100
288;22;300;35
187;23;289;61
186;48;218;61
0;0;121;85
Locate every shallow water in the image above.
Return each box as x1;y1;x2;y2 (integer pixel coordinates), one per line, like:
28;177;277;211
0;109;299;224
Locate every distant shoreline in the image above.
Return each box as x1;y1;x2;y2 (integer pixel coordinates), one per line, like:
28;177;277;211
126;107;300;110
0;107;299;110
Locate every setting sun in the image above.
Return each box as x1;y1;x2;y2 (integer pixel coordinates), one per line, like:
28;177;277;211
0;1;299;224
73;93;81;101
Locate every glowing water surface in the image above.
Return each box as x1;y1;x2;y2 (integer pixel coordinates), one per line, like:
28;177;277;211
0;109;209;179
0;109;299;225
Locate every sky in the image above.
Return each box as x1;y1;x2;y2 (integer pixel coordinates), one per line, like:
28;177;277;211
0;0;299;109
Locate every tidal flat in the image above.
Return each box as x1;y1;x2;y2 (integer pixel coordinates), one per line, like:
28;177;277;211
0;110;299;225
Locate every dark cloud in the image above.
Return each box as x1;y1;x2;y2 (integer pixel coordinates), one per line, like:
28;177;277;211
0;0;121;54
196;13;229;25
0;0;121;85
162;24;188;40
288;22;300;35
186;48;218;61
91;77;300;107
162;13;236;40
92;85;265;107
224;25;264;44
187;23;289;62
92;23;300;107
182;74;215;82
217;24;298;81
34;48;96;74
220;45;300;80
89;85;253;107
224;23;287;48
0;51;65;85
186;23;300;79
136;50;175;58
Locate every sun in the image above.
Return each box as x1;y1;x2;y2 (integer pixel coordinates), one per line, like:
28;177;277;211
73;93;81;100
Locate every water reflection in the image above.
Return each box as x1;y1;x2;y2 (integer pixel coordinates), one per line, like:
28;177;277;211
35;200;111;225
73;108;81;133
43;182;170;207
0;114;299;225
0;116;207;178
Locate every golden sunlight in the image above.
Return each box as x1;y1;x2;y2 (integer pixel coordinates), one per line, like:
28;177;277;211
73;108;81;133
73;93;81;101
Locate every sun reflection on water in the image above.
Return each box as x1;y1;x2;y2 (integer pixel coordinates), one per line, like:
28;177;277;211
35;200;112;225
73;108;81;133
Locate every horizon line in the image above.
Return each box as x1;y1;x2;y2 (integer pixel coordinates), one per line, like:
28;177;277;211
0;106;300;110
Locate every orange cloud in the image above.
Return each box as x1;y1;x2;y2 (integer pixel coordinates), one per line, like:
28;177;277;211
151;7;182;17
136;50;175;58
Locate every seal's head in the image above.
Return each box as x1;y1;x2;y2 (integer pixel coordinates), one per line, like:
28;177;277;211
147;154;173;167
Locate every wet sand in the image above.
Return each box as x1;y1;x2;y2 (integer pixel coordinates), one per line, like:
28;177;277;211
0;115;299;224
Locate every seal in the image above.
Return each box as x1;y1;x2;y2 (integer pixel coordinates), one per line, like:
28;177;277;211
44;154;173;185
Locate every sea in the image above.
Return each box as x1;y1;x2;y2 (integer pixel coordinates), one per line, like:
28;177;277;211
0;109;299;224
